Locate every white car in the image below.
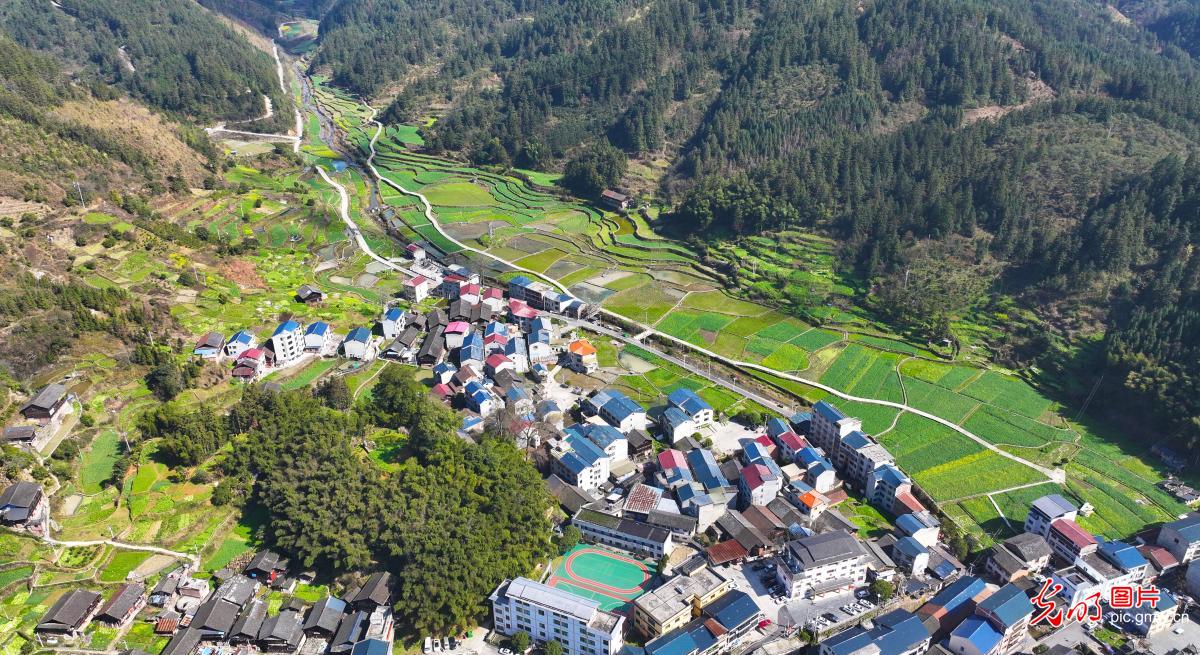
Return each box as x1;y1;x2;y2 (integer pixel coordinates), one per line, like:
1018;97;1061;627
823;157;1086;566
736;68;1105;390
424;638;433;654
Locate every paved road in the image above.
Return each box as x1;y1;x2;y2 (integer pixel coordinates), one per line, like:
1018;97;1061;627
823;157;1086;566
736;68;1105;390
325;83;1064;485
316;163;417;278
562;318;794;417
40;535;196;565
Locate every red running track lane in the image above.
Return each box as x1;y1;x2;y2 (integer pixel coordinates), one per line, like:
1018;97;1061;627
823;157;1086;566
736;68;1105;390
561;548;651;595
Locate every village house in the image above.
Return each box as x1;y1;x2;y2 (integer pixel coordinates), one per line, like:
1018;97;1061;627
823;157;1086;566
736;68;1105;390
342;327;373;361
95;583;145;626
403;275;432;302
3;425;41;451
271;320;305;364
777;531;868;599
405;243;426;261
1157;513;1200;564
564;339;599;373
1024;494;1078;538
304;322;332;352
36;590;103;640
193;332;225;359
20;383;69;424
224;330;257;358
659;407;696;444
667;388;714;426
380;307;406;339
600;189;631;210
296;285;324;305
0;480;47;527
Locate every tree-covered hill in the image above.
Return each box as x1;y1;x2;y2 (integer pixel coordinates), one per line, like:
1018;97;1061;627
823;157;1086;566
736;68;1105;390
0;0;289;124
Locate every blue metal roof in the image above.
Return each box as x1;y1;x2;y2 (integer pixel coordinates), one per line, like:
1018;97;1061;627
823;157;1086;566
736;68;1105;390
662;407;692;431
874;463;909;487
509;275;533;287
686;449;728;490
230;330;253;344
485;321;509;337
464;380;485;395
1166;513;1200;542
813;400;845;424
742;441;770;465
567;433;606;465
506;386;530;403
895;536;928;558
930;558;958;580
896;513;924;536
823;610;929;655
384;307;404;321
668;388;712;417
531;316;552;331
926;575;986;615
433;362;457;375
809;462;834;478
842;430;871;450
351;639;390;655
705;591;759;632
305;322;329;336
273;320;300;335
505;337;527;356
346;327;370;343
462;332;484;348
766;417;790;438
977;583;1033;629
601;390;644;423
461;416;483;430
951;617;1001;655
1098;540;1148;572
581;424;625;450
789;411;811;426
796;447;827;466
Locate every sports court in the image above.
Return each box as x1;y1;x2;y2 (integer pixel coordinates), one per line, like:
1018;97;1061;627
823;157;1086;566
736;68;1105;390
544;545;654;613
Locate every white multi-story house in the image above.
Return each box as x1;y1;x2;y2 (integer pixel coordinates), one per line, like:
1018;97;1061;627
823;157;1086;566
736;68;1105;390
808;401;862;455
573;508;674;558
380;308;406;340
304;322;332;352
225;330;257;358
490;578;625;655
1157;513;1200;564
776;530;868;599
271;320;304;364
1024;494;1078;538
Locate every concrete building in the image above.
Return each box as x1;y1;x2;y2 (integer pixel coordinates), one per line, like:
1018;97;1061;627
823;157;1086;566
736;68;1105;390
808;401;862;456
304;322;332;352
1024;494;1077;538
380;308;406;340
490;578;624;655
632;567;732;638
986;533;1052;583
643;592;761;655
342;327;371;360
1157;513;1200;564
1047;518;1097;563
666;389;714;426
896;511;941;549
776;530;868;598
225;330;257;358
973;583;1033;655
893;536;930;576
820;609;930;655
551;433;611;492
573;508;674;558
270;320;304;364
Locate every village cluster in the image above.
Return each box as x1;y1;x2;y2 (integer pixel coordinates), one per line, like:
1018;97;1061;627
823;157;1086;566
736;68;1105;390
6;242;1200;655
12;545;399;655
487;394;1200;655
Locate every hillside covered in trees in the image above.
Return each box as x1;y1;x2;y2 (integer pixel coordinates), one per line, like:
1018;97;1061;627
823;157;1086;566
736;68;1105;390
141;369;554;635
0;0;289;125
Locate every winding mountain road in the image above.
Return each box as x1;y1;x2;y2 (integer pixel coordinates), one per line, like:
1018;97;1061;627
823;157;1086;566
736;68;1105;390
323;93;1065;486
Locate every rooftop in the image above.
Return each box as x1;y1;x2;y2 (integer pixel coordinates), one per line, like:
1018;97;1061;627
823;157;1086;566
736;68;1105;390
633;568;728;623
786;530;864;569
1031;494;1078;519
1051;518;1097;549
977;583;1033;629
822;609;929;655
1164;513;1200;542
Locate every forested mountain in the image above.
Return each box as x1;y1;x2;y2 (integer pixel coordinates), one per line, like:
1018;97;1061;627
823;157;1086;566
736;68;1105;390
0;0;288;124
1100;154;1200;460
0;36;215;205
197;0;330;36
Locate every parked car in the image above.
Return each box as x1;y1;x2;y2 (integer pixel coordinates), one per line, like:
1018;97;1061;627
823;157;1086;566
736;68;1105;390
448;637;458;650
424;638;433;654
